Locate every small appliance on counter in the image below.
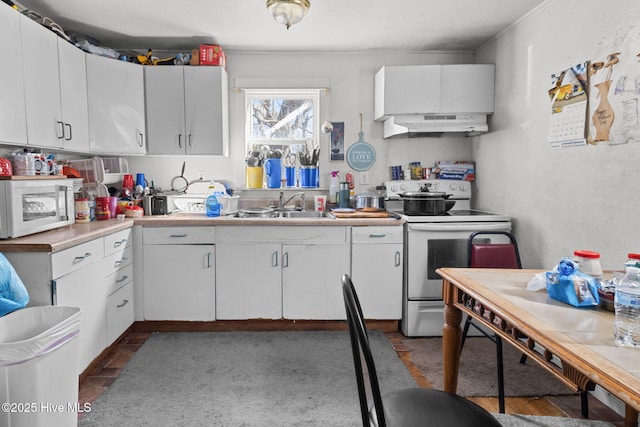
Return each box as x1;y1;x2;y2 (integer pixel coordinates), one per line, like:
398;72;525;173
0;176;75;239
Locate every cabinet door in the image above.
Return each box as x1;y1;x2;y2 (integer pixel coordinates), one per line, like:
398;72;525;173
215;243;282;320
351;243;403;319
87;54;146;155
184;66;228;155
56;266;108;374
20;13;64;148
282;243;350;320
58;39;90;152
0;4;27;145
145;66;186;155
440;64;495;114
143;244;215;320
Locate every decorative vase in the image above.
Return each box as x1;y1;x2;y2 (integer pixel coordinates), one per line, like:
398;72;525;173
592;80;614;143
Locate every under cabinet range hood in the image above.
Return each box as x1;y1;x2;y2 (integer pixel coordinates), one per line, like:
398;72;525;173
374;64;495;138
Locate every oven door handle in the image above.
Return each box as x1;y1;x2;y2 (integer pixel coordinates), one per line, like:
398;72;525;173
407;222;511;232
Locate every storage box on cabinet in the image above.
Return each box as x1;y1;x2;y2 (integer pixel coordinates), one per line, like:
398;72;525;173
351;226;403;319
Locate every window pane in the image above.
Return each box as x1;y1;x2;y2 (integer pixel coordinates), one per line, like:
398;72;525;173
250;98;314;140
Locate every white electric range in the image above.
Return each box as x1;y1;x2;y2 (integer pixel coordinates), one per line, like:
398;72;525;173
384;179;512;336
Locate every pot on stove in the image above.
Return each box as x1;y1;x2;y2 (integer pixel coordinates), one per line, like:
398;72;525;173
399;191;455;216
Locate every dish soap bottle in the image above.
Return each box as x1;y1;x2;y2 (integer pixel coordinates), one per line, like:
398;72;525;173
206;194;220;217
329;171;339;204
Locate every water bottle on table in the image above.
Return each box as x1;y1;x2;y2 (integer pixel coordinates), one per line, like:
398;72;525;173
614;266;640;347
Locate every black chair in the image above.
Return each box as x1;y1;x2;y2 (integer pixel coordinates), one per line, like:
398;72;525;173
461;230;522;414
342;274;501;427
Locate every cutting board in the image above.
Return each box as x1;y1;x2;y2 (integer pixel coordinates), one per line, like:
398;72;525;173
332;210;390;218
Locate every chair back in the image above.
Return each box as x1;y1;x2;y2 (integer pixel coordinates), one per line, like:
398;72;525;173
467;231;522;269
342;274;387;427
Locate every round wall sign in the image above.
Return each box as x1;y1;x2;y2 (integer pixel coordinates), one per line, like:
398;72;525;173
346;132;376;171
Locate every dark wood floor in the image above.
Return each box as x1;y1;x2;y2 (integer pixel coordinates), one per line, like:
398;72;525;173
78;328;625;425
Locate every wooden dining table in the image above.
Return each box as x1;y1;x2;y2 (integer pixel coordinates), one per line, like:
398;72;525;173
437;267;640;427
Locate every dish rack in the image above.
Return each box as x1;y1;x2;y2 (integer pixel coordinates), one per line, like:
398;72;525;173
172;181;238;215
68;156;129;197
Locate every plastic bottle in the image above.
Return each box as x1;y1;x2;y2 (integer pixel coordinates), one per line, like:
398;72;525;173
625;253;640;268
87;192;96;222
329;171;339;204
205;194;220;217
613;266;640;347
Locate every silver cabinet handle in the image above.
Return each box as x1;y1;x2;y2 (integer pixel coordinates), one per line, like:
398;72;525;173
206;252;212;268
115;257;128;267
395;251;401;267
116;275;129;283
188;134;192;148
117;299;129;308
283;251;289;268
137;131;144;147
56;120;64;139
178;134;183;148
272;251;278;267
113;239;127;248
369;233;386;238
170;234;188;238
64;123;72;141
73;252;92;263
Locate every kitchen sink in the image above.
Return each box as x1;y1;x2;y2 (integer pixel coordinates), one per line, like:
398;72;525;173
275;210;333;218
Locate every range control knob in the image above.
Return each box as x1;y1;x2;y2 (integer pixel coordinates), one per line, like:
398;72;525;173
399;183;408;191
449;183;458;190
459;183;467;191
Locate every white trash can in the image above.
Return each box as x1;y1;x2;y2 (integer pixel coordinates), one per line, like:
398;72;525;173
0;306;82;427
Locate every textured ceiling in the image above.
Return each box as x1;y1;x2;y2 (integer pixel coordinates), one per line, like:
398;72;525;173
13;0;546;53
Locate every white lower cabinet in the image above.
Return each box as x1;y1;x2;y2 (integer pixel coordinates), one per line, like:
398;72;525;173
3;227;135;375
142;227;215;321
350;226;403;319
215;226;350;320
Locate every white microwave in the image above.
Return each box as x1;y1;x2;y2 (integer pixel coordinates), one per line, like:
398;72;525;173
0;178;75;239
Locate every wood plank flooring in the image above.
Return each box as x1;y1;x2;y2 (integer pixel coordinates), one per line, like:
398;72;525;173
78;326;626;425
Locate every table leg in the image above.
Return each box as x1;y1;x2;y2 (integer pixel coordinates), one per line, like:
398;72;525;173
625;404;639;427
442;278;463;394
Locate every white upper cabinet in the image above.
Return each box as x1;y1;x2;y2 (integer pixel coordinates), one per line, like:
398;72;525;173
86;54;146;155
57;39;90;152
145;66;228;155
0;4;27;146
374;64;495;120
19;10;89;151
20;13;64;149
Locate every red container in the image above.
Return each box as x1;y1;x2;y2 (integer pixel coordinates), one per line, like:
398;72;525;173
95;196;111;221
199;44;226;68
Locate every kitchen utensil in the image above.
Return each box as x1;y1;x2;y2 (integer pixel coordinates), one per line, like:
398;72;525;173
246;166;264;188
265;158;282;188
300;166;317;188
171;162;189;192
399;191;447;216
354;193;385;212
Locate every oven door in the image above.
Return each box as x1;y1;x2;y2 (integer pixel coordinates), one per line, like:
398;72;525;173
406;221;512;300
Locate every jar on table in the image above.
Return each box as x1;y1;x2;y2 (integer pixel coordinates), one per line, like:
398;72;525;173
573;250;603;279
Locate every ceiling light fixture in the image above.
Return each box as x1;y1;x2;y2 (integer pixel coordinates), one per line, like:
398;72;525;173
266;0;310;30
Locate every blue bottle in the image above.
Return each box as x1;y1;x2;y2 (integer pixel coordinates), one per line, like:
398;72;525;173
205;194;220;217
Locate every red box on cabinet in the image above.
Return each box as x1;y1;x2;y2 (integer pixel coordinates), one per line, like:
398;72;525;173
199;44;226;68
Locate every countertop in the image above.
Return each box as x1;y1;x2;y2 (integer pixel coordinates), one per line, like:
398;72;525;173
0;213;403;253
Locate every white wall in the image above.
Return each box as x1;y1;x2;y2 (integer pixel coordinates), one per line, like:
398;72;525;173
474;0;640;269
125;51;475;194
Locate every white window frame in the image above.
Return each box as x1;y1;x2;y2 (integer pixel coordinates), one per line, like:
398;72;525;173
244;88;321;153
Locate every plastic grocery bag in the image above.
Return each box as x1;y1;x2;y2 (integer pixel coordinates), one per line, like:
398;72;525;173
545;257;599;307
0;253;29;316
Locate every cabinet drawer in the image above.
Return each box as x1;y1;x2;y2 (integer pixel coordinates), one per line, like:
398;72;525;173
351;226;403;244
217;226;348;243
143;226;215;244
52;238;104;279
101;245;133;276
106;282;134;345
104;228;133;255
105;263;133;296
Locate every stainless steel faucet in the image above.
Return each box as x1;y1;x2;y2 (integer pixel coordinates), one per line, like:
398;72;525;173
279;191;306;211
